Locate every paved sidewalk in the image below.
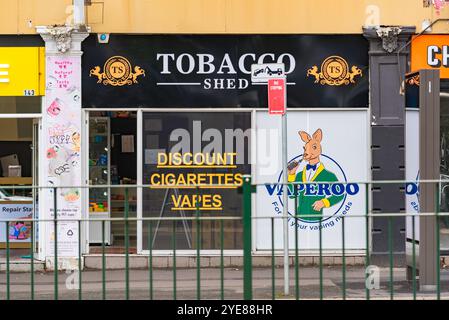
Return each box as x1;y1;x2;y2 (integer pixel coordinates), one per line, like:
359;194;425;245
1;266;449;300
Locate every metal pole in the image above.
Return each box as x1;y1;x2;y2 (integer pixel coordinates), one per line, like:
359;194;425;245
53;187;58;300
281;76;289;296
418;70;440;292
243;175;253;300
6;222;10;300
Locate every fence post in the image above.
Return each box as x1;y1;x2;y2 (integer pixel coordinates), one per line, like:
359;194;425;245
243;175;253;300
53;186;58;300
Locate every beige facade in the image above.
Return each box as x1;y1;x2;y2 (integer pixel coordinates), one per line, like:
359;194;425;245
0;0;448;35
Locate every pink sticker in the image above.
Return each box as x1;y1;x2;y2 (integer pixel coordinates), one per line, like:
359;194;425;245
46;147;57;159
47;99;62;116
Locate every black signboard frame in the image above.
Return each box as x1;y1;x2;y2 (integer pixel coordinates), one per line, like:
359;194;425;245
82;34;369;109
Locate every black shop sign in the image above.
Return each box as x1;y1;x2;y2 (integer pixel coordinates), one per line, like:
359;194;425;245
82;35;368;108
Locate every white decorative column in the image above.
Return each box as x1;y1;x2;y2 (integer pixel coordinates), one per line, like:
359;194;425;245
37;26;89;270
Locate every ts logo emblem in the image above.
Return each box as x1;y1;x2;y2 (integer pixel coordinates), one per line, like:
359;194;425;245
307;56;362;86
90;56;145;86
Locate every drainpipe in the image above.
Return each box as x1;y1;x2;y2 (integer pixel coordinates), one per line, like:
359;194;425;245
73;0;86;27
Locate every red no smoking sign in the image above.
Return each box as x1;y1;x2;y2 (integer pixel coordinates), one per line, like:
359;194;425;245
268;78;286;115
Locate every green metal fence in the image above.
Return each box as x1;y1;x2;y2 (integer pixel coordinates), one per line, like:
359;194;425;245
0;180;447;300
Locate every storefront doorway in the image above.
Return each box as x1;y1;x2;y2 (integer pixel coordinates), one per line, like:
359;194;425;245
81;34;370;256
438;81;449;255
86;111;138;253
84;109;251;254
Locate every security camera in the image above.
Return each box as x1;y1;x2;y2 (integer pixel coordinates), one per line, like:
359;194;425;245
97;33;110;44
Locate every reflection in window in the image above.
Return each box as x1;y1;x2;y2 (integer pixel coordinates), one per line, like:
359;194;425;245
142;112;251;250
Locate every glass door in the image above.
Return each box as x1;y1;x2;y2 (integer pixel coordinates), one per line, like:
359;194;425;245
440;84;449;255
88;117;111;244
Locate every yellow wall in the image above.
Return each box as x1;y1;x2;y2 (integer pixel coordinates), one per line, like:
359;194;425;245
0;0;72;34
0;0;447;34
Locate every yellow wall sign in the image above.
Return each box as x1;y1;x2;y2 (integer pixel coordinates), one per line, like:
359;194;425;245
0;47;45;96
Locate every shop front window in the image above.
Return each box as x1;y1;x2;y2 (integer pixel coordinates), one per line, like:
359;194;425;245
0;96;41;114
142;112;251;250
0;96;40;253
440;81;449;254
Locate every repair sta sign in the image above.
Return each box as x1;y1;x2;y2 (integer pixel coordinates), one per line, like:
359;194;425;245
411;35;449;78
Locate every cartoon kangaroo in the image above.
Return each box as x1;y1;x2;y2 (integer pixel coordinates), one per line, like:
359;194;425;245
287;129;344;221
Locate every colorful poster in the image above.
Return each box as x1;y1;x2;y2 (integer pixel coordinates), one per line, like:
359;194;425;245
255;110;369;252
0;203;33;243
42;56;82;257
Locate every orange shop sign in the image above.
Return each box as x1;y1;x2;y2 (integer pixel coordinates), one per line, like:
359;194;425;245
411;35;449;78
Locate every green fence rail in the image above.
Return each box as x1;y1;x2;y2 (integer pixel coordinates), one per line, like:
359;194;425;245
0;180;447;300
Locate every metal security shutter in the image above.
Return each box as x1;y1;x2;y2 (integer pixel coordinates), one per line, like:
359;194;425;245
371;126;405;265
